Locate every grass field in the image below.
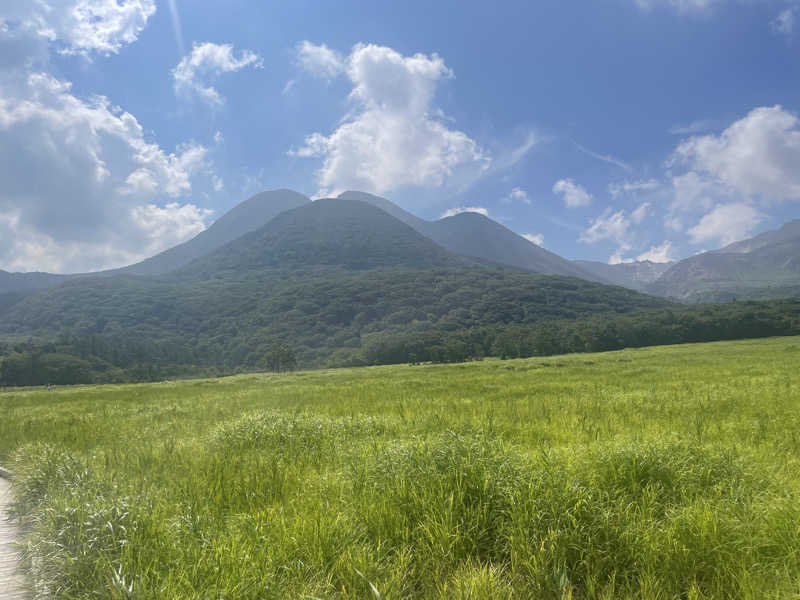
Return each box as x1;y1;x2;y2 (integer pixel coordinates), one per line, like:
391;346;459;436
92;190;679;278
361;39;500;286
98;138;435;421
1;337;800;599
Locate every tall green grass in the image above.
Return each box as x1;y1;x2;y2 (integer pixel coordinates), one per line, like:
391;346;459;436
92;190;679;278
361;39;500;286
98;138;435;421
1;337;799;598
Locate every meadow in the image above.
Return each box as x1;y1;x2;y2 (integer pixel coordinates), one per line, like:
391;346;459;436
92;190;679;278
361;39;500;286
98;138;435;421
1;336;799;599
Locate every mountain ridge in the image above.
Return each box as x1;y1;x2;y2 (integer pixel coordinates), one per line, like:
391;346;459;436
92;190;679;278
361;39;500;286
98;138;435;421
177;197;467;278
573;260;674;292
647;219;800;302
0;197;671;369
337;191;603;281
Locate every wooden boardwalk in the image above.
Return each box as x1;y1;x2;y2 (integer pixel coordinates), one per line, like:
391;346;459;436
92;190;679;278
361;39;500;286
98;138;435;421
0;477;27;599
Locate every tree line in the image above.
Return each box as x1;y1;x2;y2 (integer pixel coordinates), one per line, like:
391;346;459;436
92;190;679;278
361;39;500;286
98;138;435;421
1;299;797;387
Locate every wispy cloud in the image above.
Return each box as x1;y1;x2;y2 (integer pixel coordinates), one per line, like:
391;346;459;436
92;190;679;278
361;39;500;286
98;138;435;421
668;118;721;135
572;140;632;171
771;6;796;37
167;0;185;57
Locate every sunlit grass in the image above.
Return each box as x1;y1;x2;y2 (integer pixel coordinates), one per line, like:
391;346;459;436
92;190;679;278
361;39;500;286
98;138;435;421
1;336;799;598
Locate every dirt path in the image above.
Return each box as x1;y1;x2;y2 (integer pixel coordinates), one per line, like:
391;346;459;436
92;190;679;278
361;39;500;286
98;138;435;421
0;477;27;599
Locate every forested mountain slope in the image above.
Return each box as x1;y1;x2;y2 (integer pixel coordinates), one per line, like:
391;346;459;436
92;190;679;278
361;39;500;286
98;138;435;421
0;190;311;306
338;191;602;280
0;199;669;369
117;189;310;276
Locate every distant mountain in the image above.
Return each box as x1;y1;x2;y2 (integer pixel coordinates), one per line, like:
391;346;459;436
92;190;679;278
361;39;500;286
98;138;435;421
178;198;466;277
0;271;74;314
0;198;669;368
648;220;800;302
573;260;674;292
338;191;603;281
116;189;310;276
0;189;310;307
718;219;800;255
0;270;72;293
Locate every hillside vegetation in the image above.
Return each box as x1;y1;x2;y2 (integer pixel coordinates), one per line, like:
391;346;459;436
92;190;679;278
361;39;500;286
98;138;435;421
0;199;672;383
339;191;600;280
2;198;798;386
2;337;799;598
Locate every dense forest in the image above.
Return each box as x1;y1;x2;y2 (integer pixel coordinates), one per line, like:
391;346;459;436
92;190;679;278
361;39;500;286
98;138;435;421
2;298;797;387
2;199;798;387
0;262;671;379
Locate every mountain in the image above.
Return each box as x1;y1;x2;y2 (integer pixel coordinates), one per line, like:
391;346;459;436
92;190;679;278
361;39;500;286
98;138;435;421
337;191;603;281
0;190;311;309
718;219;800;255
573;260;674;292
0;270;72;294
114;189;310;276
0;271;74;314
648;220;800;302
0;198;669;369
178;197;466;277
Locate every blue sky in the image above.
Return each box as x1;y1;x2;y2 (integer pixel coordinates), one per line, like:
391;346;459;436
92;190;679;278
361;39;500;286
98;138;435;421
1;0;799;272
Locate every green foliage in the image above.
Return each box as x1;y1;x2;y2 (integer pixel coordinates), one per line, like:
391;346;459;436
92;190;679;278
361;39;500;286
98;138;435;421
360;299;800;365
2;290;797;386
0;196;796;385
1;337;800;598
0;266;672;383
263;344;297;373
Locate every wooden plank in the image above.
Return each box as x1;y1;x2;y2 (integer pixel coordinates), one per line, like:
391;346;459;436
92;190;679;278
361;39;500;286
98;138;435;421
0;478;27;599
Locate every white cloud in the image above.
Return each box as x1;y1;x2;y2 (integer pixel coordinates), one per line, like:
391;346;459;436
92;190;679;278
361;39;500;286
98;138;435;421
553;178;593;208
669;171;715;213
439;206;489;219
631;202;651;223
503;187;531;204
609;247;634;265
581;208;631;245
290;43;489;195
608;179;660;197
0;72;213;272
580;207;641;263
173;42;262;107
771;7;796;36
296;41;345;79
687;202;764;246
0;0;156;56
636;240;675;262
635;0;716;12
666;106;800;247
131;202;212;252
522;233;544;246
671;105;800;203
